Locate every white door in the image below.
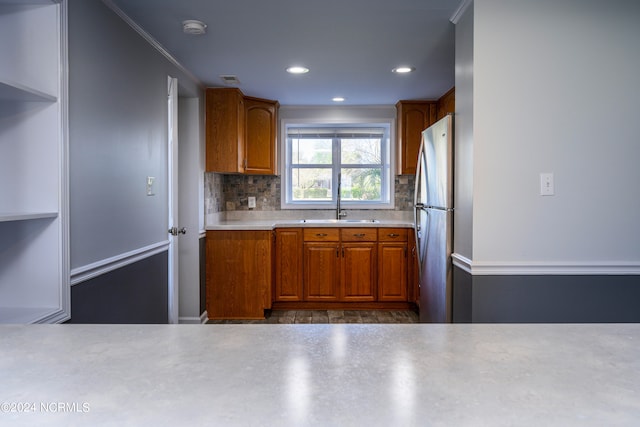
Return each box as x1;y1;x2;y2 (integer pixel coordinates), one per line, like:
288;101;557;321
167;76;180;324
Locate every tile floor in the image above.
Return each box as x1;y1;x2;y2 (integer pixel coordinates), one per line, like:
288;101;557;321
207;310;420;324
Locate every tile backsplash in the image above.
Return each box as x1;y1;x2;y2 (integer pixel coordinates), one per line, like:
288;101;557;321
204;173;414;215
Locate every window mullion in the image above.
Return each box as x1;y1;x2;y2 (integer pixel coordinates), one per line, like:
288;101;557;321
333;137;340;203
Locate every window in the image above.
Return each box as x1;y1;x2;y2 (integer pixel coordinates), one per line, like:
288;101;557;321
283;123;393;209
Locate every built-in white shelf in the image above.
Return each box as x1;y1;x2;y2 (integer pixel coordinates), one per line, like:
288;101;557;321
0;212;58;222
0;0;68;324
0;80;57;102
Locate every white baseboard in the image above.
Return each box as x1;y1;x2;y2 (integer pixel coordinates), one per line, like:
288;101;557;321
179;316;203;324
200;311;209;324
451;253;640;275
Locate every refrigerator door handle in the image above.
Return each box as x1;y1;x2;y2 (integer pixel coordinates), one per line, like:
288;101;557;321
423;208;431;248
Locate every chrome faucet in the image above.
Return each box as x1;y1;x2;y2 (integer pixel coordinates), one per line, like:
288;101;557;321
336;173;347;220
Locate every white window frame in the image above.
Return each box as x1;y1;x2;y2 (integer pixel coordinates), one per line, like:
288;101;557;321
281;118;395;210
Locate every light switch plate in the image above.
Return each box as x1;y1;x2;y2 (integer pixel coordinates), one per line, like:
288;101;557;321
248;196;256;209
540;173;554;196
146;176;155;196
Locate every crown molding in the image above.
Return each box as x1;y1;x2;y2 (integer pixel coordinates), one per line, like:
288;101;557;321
450;0;472;24
101;0;203;88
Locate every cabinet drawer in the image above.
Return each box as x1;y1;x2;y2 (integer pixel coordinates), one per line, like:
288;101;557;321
304;228;340;242
340;228;378;242
378;228;408;242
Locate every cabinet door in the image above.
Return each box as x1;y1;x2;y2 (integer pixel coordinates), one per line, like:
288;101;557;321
436;87;455;120
341;243;377;301
275;228;303;301
206;88;245;173
244;97;278;174
396;101;437;175
206;231;272;319
303;242;339;301
378;243;408;301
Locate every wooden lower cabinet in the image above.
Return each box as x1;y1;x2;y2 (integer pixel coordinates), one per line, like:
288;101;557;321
378;228;409;301
304;242;340;300
206;230;272;319
341;243;377;301
274;228;303;301
378;243;408;301
202;227;418;318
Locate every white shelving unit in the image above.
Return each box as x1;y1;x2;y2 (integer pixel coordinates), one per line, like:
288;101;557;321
0;0;69;323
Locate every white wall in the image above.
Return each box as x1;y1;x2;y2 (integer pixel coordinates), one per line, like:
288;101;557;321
178;96;205;321
472;0;640;266
453;3;474;261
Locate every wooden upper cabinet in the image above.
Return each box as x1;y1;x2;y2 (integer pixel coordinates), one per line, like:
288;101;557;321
206;88;279;174
396;88;455;175
206;88;245;173
244;96;279;175
437;87;455;120
396;100;437;175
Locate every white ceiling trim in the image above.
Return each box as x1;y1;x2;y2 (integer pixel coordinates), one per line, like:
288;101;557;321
450;0;472;24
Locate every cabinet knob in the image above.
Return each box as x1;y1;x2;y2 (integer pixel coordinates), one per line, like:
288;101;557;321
316;233;328;237
353;233;366;237
388;233;400;238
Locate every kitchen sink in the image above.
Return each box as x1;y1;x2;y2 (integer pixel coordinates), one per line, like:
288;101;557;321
300;219;379;223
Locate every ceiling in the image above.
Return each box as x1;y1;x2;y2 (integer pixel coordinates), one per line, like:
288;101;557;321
107;0;460;106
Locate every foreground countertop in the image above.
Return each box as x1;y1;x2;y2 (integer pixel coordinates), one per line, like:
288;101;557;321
1;324;639;426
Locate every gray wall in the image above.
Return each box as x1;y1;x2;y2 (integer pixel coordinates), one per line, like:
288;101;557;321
69;252;168;324
453;266;640;323
451;0;640;323
68;0;202;322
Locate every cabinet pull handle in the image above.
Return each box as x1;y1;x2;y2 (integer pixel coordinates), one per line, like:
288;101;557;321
353;233;366;237
388;233;400;238
316;233;328;237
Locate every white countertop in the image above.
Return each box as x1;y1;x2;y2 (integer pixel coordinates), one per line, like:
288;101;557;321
206;218;414;230
205;211;414;230
1;324;639;426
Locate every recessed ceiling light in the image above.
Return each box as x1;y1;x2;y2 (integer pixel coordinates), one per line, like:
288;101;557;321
182;20;207;35
332;97;346;102
392;66;415;74
286;66;310;74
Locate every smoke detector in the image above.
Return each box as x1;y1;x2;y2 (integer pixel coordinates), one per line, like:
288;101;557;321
182;20;207;35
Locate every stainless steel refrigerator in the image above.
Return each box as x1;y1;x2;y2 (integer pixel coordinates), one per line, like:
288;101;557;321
414;114;453;323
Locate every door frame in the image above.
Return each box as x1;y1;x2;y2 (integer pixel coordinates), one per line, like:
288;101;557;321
167;76;179;324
